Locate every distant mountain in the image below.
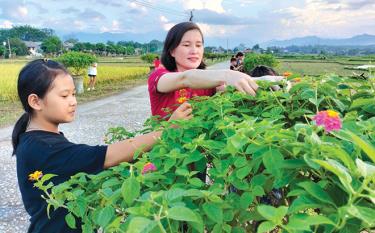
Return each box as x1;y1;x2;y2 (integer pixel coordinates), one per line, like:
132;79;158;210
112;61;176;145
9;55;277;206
261;34;375;48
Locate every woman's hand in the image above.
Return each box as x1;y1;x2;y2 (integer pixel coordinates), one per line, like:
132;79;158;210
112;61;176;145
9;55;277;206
225;70;259;96
169;102;193;121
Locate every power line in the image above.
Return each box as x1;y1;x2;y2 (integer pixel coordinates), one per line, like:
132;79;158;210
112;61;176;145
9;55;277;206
126;0;189;18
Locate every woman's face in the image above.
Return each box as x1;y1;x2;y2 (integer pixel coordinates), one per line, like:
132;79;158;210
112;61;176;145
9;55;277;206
171;29;204;72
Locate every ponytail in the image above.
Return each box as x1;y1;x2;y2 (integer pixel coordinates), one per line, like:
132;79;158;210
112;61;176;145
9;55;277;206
12;112;30;156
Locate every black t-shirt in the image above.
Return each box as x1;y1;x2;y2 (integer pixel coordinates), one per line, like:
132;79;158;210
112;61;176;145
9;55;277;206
16;130;107;233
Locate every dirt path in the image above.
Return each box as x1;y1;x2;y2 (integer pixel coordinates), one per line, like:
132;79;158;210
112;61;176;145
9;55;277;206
0;61;229;232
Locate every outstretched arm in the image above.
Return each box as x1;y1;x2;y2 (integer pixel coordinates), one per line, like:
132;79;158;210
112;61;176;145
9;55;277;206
104;102;193;168
157;69;259;96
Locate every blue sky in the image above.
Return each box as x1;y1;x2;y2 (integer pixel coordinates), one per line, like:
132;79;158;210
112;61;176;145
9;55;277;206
0;0;374;47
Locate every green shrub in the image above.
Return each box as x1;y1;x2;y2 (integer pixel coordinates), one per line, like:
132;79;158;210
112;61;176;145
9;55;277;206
140;53;158;64
57;51;97;75
243;53;279;72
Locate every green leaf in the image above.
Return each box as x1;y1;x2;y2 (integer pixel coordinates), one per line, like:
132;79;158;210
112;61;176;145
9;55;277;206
257;205;288;223
262;149;284;177
322;145;356;172
257;221;276;233
168;206;199;222
355;158;375;177
65;213;76;229
127;217;155;233
350;98;375;109
203;203;223;223
189;177;204;187
288;195;323;214
298;181;336;206
164;188;185;202
345;130;375;163
240;192;253;209
97;206;115;227
347;205;375;227
313;159;354;194
236;164;252;179
40;174;57;184
234;157;247;168
175;168;190;176
121;176;140;206
286;214;335;230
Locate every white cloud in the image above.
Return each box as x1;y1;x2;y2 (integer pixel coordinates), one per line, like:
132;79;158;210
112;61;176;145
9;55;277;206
162;22;175;31
183;0;225;13
0;20;13;28
160;15;168;23
128;2;147;14
112;20;120;31
196;23;247;38
17;6;28;17
275;0;375;38
73;20;86;30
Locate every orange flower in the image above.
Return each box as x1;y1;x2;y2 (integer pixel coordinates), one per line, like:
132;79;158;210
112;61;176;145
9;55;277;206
283;71;292;77
293;77;301;82
179;89;188;97
29;171;43;181
177;96;188;104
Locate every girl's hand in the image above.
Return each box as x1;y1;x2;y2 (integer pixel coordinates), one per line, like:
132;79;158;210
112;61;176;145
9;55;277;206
169;102;193;121
226;71;259;96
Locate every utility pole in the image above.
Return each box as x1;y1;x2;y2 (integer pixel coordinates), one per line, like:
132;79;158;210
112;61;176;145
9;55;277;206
2;41;6;59
7;38;11;59
226;38;229;54
189;10;194;22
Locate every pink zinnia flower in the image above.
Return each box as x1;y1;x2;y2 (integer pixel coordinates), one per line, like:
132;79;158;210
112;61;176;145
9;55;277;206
313;110;342;132
142;162;157;174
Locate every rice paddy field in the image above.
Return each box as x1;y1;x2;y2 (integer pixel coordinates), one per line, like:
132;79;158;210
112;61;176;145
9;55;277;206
276;56;374;77
0;60;150;102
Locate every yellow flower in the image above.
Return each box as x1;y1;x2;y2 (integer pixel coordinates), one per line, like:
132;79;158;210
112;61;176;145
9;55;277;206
29;171;43;181
326;110;339;118
293;77;301;82
177;96;188;104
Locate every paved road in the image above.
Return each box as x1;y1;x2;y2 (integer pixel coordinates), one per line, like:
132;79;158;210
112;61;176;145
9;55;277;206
0;61;229;232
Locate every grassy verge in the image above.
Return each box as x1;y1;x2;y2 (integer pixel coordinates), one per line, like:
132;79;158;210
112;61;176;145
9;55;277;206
0;76;148;128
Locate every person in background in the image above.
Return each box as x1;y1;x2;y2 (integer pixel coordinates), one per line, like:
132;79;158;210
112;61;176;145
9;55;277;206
87;62;97;91
235;52;244;72
153;56;161;69
248;65;285;91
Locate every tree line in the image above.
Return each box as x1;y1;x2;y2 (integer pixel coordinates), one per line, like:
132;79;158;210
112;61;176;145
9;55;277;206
0;25;165;57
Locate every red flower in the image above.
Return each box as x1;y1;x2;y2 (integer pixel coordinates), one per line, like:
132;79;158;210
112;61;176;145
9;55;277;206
142;162;157;174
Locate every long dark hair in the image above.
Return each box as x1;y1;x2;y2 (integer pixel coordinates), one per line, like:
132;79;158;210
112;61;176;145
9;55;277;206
161;22;206;71
248;65;278;77
12;59;68;155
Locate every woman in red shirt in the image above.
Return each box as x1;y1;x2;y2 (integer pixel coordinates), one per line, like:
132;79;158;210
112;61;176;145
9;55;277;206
148;22;259;120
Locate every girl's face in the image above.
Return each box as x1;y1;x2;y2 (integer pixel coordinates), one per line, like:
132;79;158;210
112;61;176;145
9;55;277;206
39;73;77;124
171;29;203;72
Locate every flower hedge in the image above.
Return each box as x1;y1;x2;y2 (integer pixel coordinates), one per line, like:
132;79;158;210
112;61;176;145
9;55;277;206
33;75;375;233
